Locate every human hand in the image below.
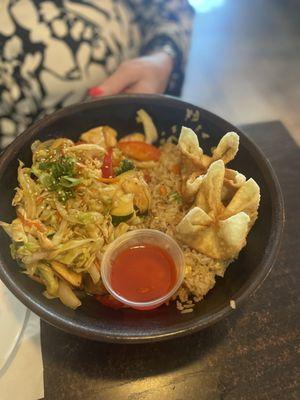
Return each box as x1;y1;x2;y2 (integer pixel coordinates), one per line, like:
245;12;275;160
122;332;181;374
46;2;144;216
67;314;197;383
88;52;173;97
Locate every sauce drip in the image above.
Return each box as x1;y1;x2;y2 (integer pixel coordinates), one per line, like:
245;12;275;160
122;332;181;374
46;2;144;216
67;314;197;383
110;244;177;302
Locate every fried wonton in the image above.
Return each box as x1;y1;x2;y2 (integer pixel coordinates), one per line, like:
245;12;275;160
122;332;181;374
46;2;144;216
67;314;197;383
182;165;246;204
176;160;260;260
179;126;239;169
222;169;247;204
178;127;241;202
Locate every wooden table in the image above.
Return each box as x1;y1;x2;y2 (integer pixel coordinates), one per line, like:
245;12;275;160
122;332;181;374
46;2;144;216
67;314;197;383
41;121;300;400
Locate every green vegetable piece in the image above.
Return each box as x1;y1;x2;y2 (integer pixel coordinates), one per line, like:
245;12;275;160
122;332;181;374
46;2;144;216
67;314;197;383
111;213;134;226
115;159;135;176
60;176;82;188
37;156;80;203
39;156;75;178
169;191;182;203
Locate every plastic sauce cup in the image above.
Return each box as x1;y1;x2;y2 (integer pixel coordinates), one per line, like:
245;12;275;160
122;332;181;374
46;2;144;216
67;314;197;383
101;229;185;310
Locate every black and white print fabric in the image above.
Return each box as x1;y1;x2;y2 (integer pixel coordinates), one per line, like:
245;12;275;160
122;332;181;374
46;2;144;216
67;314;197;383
0;0;194;148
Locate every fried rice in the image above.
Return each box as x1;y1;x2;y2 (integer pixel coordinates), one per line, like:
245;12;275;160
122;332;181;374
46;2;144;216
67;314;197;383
132;143;228;308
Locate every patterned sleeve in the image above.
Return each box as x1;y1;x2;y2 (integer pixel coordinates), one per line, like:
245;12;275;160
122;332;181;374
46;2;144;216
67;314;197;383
125;0;195;96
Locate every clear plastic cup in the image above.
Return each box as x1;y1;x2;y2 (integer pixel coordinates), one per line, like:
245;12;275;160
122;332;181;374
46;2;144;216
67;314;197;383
101;229;184;310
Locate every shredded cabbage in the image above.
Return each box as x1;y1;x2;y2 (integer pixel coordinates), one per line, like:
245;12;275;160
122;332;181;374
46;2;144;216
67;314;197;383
0;118;153;309
58;280;81;309
17;162;37;219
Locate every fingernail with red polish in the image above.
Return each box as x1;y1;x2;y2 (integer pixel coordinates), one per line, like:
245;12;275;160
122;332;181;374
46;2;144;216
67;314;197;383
88;87;104;97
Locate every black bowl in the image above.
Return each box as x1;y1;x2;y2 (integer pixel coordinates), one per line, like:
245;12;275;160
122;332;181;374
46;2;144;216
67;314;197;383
0;95;284;343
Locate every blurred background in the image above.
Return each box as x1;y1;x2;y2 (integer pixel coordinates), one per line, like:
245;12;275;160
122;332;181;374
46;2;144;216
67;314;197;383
183;0;300;144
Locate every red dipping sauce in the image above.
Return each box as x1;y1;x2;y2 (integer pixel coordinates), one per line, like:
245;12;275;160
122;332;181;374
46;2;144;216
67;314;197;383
110;244;177;303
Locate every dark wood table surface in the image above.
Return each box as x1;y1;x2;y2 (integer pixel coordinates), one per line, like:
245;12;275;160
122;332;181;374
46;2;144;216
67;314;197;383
41;121;300;400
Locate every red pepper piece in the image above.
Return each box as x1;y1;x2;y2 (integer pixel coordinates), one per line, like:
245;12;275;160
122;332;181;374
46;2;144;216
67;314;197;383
101;148;114;178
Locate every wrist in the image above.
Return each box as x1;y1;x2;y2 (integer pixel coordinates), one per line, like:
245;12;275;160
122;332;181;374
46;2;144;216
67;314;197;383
149;50;174;77
158;44;177;64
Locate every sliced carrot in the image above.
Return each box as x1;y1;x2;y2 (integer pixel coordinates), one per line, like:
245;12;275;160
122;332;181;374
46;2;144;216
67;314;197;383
159;185;167;195
56;211;62;223
143;172;151;183
117;141;161;161
171;163;181;175
95;294;127;309
36;195;45;205
97;176;119;184
19;215;47;233
94;259;101;271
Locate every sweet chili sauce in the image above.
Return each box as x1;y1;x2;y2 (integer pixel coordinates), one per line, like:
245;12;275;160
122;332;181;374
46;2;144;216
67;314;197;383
110;244;177;303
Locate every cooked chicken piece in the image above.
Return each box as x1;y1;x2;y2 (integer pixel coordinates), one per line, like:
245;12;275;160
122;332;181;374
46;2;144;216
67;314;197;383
119;171;151;213
80;125;117;148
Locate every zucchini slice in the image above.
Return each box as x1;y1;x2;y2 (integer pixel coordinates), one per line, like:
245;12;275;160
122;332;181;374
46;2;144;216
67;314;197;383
111;193;134;225
111;214;133;225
